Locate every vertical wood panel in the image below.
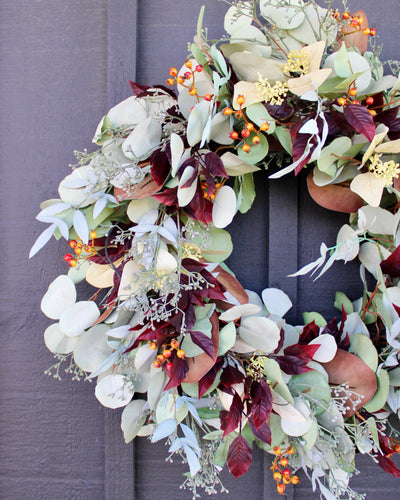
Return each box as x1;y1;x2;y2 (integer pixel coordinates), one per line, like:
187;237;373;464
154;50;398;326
0;1;109;498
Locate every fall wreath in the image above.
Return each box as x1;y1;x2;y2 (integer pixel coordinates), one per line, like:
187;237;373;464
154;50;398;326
31;1;400;498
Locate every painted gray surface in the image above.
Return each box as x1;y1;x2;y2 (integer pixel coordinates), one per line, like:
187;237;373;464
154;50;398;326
1;0;400;499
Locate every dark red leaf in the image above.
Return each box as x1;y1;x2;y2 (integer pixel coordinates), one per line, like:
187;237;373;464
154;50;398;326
250;379;273;429
203;152;228;177
128;81;150;95
381;245;400;278
184;183;213;224
227;435;253;478
274;355;313;375
265;101;294;121
150;149;171;187
164;356;189;391
343;104;376;142
190;331;215;359
248;417;272;444
198;359;223;398
221;392;244;437
220;364;245;388
273;328;285;354
299;321;319;344
284;343;320;364
291;130;315;175
152;188;178;206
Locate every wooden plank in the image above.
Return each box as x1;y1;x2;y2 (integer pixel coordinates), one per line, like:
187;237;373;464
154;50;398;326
104;1;138;498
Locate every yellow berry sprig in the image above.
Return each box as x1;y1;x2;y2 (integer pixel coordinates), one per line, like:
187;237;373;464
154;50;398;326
223;95;270;153
151;338;185;370
63;230;97;267
271;445;299;495
166;61;213;102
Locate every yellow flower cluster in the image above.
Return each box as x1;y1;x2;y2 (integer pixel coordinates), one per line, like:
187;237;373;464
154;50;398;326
246;354;265;381
256;77;289;106
369;154;400;186
282;49;310;76
181;243;202;260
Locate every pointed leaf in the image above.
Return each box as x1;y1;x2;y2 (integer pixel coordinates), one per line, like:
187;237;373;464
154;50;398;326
227;434;252;478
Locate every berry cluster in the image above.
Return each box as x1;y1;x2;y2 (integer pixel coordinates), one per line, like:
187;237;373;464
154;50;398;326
337;88;376;116
223;95;269;153
151;338;185;370
271;445;299;495
200;180;223;200
63;230;97;267
166;62;212;102
332;10;376;37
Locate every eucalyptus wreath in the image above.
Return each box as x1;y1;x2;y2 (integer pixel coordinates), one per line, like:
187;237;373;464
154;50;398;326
31;1;400;498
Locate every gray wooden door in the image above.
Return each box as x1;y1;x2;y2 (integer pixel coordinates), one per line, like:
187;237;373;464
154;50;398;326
2;0;400;498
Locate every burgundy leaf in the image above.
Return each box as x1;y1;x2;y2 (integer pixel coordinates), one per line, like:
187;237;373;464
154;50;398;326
250;379;273;429
203;152;228;177
291;130;316;175
184;183;213;224
220;364;245;388
376;454;400;477
325;109;354;137
150;149;171;187
265;101;294;121
248;417;272;444
152;187;178;206
381;245;400;278
284;343;320;364
164;356;189;391
273;328;285;354
128;80;150;95
298;320;319;344
274;355;313;375
343;104;376;142
198;359;223;398
221;392;244;437
227;434;253;478
190;331;215;359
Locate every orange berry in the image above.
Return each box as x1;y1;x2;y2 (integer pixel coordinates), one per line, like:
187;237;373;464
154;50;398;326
166;78;175;86
260;122;270;131
394;444;400;453
337;97;346;106
203;191;208;199
283;476;291;485
349;88;358;96
368;109;377;116
366;97;374;105
291;476;299;485
363;28;371;35
163;349;172;358
74;247;82;255
241;128;250;138
188;87;197;96
352;100;360;105
236;94;246;106
242;144;251;153
286;446;295;455
156;354;165;363
69;240;77;248
342;11;350;19
282;468;291;477
185;60;193;69
277;483;285;495
153;361;160;369
63;253;73;262
223;107;234;116
195;65;203;72
273;472;282;481
230;131;239;140
69;259;77;268
215;182;222;189
370;28;377;36
273;446;281;455
177;76;185;85
171;339;179;349
176;349;185;358
204;94;212;101
169;67;178;77
210;193;216;200
89;230;97;239
184;71;192;79
280;457;289;467
252;136;261;145
149;342;157;350
246;123;254;132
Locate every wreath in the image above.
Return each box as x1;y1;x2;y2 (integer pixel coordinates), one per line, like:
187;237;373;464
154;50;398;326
30;1;400;498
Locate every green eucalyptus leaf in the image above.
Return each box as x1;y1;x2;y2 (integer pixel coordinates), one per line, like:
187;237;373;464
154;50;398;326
300;420;319;452
349;333;378;372
214;434;235;467
236;173;256;214
218;322;237;356
317;137;352;177
264;358;294;405
275;126;292;154
302;312;327;328
245;103;275;132
389;367;400;386
363;370;389;413
334;291;354;314
290;371;330;415
238;132;269;165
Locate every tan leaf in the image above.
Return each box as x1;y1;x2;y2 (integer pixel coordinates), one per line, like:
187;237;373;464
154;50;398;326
114;175;159;202
288;68;332;96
